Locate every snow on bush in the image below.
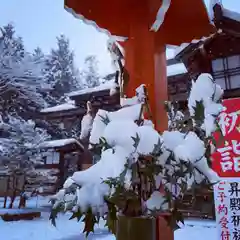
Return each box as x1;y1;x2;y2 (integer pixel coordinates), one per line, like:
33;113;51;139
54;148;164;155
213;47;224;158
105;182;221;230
50;73;222;237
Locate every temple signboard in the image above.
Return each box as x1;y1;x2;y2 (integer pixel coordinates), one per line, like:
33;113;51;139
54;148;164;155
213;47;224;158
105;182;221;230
212;98;240;240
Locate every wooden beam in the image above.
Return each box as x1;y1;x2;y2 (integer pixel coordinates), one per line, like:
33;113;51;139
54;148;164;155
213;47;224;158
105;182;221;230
58;152;65;190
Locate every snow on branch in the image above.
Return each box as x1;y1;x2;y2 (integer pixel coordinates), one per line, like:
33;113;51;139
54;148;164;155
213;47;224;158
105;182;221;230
50;73;223;236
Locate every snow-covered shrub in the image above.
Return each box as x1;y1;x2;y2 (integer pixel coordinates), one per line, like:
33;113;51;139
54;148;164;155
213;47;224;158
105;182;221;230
50;73;223;236
166;101;185;131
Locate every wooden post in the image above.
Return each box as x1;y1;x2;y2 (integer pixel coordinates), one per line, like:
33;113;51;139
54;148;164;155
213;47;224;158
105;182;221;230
124;2;168;133
58;151;65;190
154;46;168;133
156;215;174;240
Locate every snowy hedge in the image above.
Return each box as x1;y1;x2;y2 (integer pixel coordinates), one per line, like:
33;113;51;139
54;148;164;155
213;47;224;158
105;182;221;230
50;73;223;236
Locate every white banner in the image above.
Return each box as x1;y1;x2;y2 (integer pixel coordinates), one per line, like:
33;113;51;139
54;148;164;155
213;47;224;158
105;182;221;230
214;178;240;240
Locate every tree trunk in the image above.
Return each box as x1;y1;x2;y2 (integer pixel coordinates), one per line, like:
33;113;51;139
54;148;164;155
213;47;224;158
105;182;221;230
116;215;173;240
3;196;7;208
18;195;26;209
18;176;27;209
8;193;16;209
4;176;10;208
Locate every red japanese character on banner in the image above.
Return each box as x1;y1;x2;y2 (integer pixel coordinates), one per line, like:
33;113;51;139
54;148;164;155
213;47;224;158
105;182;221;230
212;98;240;177
221;230;230;240
218;182;226;191
218;204;228;215
218;107;238;137
219;216;229;229
218;192;227;203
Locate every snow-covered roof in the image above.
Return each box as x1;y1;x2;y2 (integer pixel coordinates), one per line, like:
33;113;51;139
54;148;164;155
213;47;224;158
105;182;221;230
222;7;240;22
167;63;187;77
173;43;191;57
38;138;84;150
173;38;208;58
40;103;77;113
173;29;222;59
68;80;115;97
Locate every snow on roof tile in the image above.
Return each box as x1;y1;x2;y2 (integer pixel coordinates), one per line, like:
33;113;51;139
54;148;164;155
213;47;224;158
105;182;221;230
173;29;222;59
167;63;187;77
68;79;115;97
40;103;77;113
39;138;84;149
222;7;240;22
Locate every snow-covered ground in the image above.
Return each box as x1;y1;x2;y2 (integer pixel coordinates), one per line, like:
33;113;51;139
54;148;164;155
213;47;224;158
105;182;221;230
0;196;217;240
0;212;217;240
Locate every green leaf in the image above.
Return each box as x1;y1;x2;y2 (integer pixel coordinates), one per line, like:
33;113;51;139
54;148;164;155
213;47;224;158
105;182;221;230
105;201;117;234
215;122;225;147
119;164;128;183
99;137;112;151
164;101;170;113
131;162;139;184
166;209;184;231
49;211;57;227
49;203;64;227
131;133;140;149
152;138;162;156
99;114;110;125
82;208;98;237
69;208;82;222
211;137;217;147
193;100;205;125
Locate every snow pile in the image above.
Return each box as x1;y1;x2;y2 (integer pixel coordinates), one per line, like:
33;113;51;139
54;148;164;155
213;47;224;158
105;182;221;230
188;73;223;136
80;101;94;140
120;84;147;107
51;73;222;235
146;191;168;211
89;103;142;145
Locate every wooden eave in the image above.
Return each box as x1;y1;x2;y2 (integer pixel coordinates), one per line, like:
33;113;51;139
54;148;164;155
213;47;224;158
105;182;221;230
176;3;240;61
53;142;84;153
38;140;84;154
167;58;181;66
177;32;221;64
213;4;240;37
168;72;189;80
175;43;201;61
40;107;85;120
69;88;111;103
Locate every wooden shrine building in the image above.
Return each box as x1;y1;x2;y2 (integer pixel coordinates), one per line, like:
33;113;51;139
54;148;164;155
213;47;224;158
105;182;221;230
175;3;240;99
35;138;84;194
40;79;120;131
38;79;121;173
167;58;191;114
172;2;240;220
40;103;85;133
68;82;120;112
